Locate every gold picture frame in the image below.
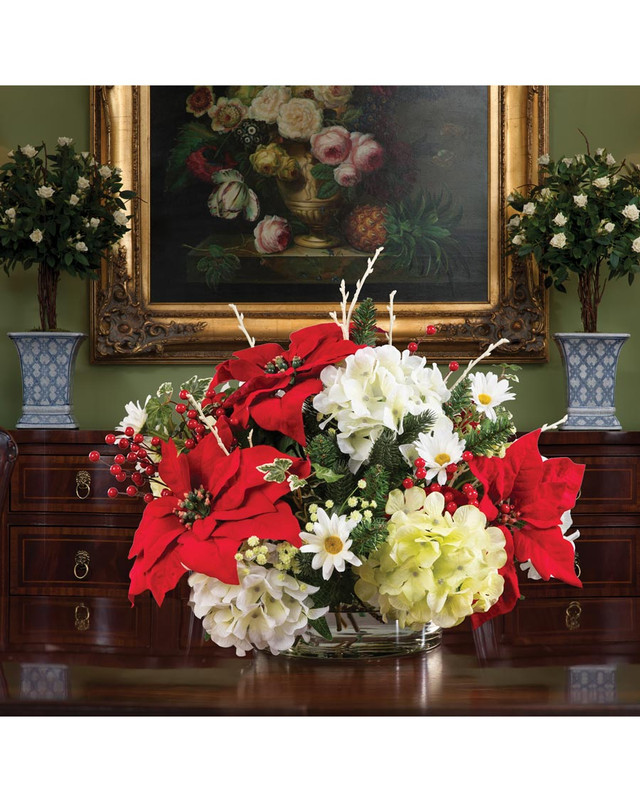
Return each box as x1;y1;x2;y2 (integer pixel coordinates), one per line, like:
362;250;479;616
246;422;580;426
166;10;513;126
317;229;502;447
89;85;549;364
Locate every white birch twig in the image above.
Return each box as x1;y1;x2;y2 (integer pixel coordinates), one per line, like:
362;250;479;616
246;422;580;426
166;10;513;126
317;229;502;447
385;289;397;345
229;303;256;348
450;337;511;390
185;392;230;456
330;246;384;339
539;414;568;433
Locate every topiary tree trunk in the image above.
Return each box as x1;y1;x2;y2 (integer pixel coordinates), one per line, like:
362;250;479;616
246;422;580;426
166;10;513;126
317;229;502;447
37;262;60;331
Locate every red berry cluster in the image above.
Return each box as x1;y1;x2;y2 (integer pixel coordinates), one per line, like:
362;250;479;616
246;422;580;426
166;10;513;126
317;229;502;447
496;500;522;527
401;451;480;516
405;324;439;356
89;428;162;503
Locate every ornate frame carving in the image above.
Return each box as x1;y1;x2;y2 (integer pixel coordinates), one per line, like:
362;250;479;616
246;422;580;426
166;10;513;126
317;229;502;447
89;85;549;364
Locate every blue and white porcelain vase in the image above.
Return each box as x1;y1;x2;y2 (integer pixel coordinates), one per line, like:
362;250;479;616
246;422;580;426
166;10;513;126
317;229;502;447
554;332;629;430
7;331;86;429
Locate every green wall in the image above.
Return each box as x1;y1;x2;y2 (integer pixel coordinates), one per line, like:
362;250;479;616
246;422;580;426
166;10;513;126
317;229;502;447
1;86;640;432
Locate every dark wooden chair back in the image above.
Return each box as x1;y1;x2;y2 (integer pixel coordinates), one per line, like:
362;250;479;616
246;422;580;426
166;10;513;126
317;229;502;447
0;428;17;513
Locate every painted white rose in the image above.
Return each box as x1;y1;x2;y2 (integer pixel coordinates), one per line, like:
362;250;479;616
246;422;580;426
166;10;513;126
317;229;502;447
113;210;128;226
538;154;550;165
5;207;16;220
249;86;292;124
30;229;43;243
622;204;640;221
98;165;112;178
553;212;567;226
523;202;536;215
68;194;80;206
606;153;616;166
593;176;610;189
632;237;640;253
540;187;553;200
36;185;54;199
596;147;605;156
604;222;615;233
20;144;37;158
562;157;573;166
550;232;567;248
89;217;100;228
57;137;73;146
75;241;88;252
573;194;588;208
512;234;525;246
276;98;323;141
77;176;90;190
507;215;521;229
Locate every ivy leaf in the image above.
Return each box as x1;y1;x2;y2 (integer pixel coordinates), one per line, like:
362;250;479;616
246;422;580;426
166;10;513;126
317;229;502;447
256;458;294;483
307;614;332;640
156;381;173;399
312;463;346;483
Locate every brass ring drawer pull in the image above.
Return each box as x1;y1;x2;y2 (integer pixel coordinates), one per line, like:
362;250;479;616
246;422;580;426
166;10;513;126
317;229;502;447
73;550;90;580
74;603;90;632
75;470;91;500
565;600;582;631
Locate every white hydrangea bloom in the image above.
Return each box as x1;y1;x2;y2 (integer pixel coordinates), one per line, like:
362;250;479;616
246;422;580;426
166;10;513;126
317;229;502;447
313;345;450;473
188;559;327;656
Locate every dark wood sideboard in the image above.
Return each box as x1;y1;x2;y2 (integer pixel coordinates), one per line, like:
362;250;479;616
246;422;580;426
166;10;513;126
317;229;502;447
1;429;640;657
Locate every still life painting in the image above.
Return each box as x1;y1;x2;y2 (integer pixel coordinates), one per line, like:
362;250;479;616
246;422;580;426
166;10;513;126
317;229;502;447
149;85;488;306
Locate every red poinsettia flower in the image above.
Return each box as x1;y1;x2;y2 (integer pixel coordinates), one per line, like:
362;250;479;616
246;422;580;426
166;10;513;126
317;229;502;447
211;322;362;445
468;429;585;594
128;434;311;606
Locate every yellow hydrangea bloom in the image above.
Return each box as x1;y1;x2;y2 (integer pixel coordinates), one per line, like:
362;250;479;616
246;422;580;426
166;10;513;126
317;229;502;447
354;488;507;629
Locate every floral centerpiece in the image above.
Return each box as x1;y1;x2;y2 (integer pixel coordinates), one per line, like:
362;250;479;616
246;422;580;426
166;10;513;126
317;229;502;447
506;144;640;332
0;138;134;330
91;248;585;658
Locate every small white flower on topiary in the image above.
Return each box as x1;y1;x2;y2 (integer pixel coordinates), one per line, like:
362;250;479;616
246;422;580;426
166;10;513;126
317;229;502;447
36;185;54;199
29;229;43;243
538;154;550;165
550;232;567;249
113;210;128;226
68;194;79;206
553;212;567;226
606;153;616;166
632;237;640;253
77;176;90;190
507;215;521;228
20;144;37;157
593;176;610;189
573;194;588;208
57;137;73;146
75;241;88;252
523;202;536;215
622;204;640;221
99;165;112;179
604;221;615;233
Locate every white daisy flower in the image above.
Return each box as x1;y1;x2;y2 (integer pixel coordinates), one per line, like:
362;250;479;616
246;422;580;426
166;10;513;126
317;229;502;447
299;508;362;580
399;415;465;486
469;371;516;422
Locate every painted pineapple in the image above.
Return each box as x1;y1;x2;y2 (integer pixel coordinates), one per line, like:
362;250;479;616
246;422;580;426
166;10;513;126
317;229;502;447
344;204;388;252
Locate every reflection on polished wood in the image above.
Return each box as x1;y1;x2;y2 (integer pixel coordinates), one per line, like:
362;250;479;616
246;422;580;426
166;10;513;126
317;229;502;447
1;594;640;715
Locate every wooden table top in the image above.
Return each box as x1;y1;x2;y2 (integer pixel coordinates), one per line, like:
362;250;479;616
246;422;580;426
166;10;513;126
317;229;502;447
2;633;639;716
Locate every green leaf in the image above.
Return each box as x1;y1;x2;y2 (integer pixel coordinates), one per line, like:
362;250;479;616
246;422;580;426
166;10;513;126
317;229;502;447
307;614;332;640
316;180;340;200
312;463;346;483
310;163;334;181
256;458;294;483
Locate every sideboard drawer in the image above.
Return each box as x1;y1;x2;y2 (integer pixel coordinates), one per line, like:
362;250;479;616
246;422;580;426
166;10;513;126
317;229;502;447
502;597;640;645
521;527;639;596
572;456;640;514
10;526;135;596
10;454;144;515
9;596;151;650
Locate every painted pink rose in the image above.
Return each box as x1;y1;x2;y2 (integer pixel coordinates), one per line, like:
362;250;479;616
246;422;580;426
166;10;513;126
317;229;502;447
310;126;352;165
333;162;360;187
254;215;292;254
349;132;384;173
